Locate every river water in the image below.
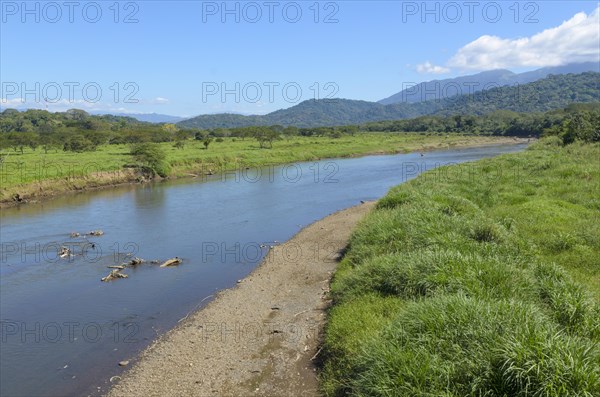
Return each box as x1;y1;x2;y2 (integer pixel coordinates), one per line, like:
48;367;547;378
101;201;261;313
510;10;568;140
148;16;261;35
0;143;526;397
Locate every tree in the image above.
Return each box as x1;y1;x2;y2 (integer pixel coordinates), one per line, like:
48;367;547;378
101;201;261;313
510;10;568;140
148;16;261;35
7;132;37;153
283;126;299;136
253;127;280;148
162;123;179;134
203;137;213;150
129;143;170;177
66;109;89;121
339;125;358;135
83;130;109;149
39;132;59;154
174;129;193;149
562;112;597;144
63;135;94;152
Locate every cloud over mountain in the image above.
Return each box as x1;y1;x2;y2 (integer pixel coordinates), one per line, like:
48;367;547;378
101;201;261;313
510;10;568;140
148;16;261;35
448;7;600;70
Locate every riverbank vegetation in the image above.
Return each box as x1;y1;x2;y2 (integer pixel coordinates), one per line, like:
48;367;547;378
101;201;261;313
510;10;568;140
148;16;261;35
0;104;597;153
1;103;597;203
0;132;513;203
321;139;600;395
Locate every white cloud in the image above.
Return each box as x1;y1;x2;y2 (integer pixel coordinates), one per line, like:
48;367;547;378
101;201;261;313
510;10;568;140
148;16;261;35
416;61;450;74
448;7;600;70
153;97;169;104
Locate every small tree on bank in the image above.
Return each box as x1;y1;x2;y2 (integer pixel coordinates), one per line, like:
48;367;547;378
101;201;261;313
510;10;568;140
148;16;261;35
252;127;280;149
129;143;170;177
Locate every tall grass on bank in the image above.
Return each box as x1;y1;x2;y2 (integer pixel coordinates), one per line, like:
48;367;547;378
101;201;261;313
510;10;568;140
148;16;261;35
322;140;600;396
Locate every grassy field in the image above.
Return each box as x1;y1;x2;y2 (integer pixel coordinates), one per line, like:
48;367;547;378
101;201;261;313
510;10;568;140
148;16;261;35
321;138;600;396
0;133;516;203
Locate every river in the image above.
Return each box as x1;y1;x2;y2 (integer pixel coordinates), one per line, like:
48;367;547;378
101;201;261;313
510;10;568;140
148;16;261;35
0;143;527;397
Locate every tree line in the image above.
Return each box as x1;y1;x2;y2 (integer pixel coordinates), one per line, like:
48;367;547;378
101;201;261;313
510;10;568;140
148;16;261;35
0;103;598;155
361;103;600;143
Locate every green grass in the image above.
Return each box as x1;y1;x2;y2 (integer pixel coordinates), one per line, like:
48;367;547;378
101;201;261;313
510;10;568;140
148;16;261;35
0;133;512;202
322;140;600;396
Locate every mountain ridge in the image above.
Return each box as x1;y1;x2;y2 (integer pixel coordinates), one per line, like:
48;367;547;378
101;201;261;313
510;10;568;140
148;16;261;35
378;62;600;105
177;72;600;129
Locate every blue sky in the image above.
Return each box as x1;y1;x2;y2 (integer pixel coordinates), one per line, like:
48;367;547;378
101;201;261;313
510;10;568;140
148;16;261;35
1;1;599;116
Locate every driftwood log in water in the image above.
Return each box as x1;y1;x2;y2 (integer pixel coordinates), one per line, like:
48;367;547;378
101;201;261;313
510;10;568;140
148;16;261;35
101;269;128;282
128;257;144;266
58;246;71;258
159;257;182;268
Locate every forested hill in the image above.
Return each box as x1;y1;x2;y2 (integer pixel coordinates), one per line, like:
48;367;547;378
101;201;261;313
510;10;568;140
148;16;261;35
378;62;600;105
178;72;600;129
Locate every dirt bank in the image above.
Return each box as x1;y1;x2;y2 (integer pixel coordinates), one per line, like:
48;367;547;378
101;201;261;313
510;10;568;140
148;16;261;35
0;168;145;208
106;201;375;397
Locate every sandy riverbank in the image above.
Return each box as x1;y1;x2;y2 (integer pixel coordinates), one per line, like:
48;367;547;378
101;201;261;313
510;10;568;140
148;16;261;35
106;201;375;397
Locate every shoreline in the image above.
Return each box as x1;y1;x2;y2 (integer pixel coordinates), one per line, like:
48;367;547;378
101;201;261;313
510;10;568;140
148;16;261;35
0;136;528;209
105;201;376;397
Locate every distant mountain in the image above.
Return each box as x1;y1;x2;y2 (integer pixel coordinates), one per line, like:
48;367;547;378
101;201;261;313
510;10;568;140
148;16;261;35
178;72;600;129
379;62;600;105
90;111;186;123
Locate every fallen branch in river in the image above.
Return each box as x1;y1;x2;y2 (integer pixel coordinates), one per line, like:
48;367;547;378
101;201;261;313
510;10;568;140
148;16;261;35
128;257;144;266
160;257;182;268
101;269;128;282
